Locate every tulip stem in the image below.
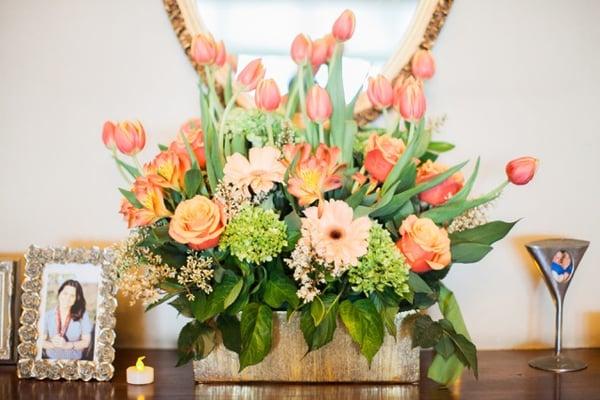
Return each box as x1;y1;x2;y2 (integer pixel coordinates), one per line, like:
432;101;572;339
219;91;240;162
111;149;133;185
296;64;311;143
318;123;325;143
204;66;224;118
132;154;144;171
285;80;299;118
266;113;275;145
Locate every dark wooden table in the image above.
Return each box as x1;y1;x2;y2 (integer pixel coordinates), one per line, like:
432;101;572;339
1;348;599;399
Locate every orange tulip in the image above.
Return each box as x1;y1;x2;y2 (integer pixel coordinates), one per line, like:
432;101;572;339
190;33;216;66
311;37;329;70
114;120;146;156
306;85;332;123
236;58;265;91
102;121;116;149
506;157;538;185
411;49;436;80
416;160;464;205
214;40;227;67
393;76;426;122
323;34;336;60
367;75;394;110
255;79;281;112
291;34;312;65
332;9;356;42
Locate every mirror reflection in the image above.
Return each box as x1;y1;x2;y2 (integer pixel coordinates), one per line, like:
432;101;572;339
196;0;419;100
551;250;573;283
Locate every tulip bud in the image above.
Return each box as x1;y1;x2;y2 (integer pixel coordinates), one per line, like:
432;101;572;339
291;34;312;65
190;33;217;66
255;79;281;112
311;37;329;70
323;34;336;60
393;76;426;122
214;40;227;67
367;75;394;110
236;58;265;91
332;9;356;42
411;49;436;80
306;85;332;123
506;157;538;185
102;121;116;149
114;120;146;156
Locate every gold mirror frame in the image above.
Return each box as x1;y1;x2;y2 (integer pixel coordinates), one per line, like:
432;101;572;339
163;0;453;126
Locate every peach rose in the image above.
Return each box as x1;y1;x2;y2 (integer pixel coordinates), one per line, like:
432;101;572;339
397;215;451;273
364;133;406;182
169;196;225;250
416;160;464;206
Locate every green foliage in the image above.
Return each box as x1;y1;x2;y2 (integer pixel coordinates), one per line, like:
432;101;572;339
184;168;203;198
339;299;384;365
217;314;241;354
223;107;295;148
191;271;243;321
300;294;340;353
220;207;288;264
450;220;518;245
348;225;410;298
119;188;143;208
262;262;300;309
239;303;273;371
176;320;216;366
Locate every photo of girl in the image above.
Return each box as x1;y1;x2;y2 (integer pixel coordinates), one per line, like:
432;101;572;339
551;250;574;283
37;263;100;361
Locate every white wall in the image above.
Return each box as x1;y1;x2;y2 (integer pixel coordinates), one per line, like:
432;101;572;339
1;0;598;350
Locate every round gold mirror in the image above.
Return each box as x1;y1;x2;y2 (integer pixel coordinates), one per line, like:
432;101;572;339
164;0;452;125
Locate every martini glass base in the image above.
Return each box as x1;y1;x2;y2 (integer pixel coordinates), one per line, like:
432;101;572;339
529;354;587;372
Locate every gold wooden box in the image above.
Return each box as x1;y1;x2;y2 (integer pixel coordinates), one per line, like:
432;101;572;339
193;311;419;383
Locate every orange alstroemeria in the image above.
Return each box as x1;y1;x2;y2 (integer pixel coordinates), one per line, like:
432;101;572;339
122;176;172;228
144;149;189;191
283;143;345;207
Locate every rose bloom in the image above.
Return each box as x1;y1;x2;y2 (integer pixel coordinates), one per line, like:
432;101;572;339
364;133;406;182
416;160;464;205
223;146;286;196
169;195;225;250
303;200;371;270
169;118;206;169
397;215;451;273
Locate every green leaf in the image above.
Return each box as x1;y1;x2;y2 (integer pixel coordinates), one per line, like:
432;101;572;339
427;354;464;385
115;158;141;178
226;273;254;315
184;168;202;198
411;314;443;348
118;188;143;209
448;333;478;378
310;296;326;326
445;157;480;205
193;272;243;321
451;242;493;264
300;294;339;353
339;299;384;365
380;305;399;338
326;44;348;163
158;143;169;151
262;269;300;309
217;314;241;354
435;335;455;359
450;220;519;246
408;272;433;294
342;120;357;168
239;303;273;371
428;141;455;153
176;320;216;366
145;290;182;312
438;284;470;339
169;295;193;318
346;184;370;209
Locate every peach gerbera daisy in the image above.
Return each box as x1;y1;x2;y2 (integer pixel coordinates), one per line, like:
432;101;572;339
223;146;286;195
302;200;371;272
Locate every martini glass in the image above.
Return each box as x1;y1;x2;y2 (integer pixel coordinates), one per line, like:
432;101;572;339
525;238;589;372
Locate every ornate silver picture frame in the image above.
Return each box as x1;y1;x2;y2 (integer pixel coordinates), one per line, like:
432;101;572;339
17;246;117;381
0;259;18;364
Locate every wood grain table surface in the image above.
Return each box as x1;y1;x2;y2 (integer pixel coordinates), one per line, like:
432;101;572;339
1;348;599;399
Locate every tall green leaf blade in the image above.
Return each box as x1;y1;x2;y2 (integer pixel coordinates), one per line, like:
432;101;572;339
118;188;143;209
450;243;493;264
326;45;348;162
239;303;273;371
449;220;518;245
115;158;141;178
446;157;480;205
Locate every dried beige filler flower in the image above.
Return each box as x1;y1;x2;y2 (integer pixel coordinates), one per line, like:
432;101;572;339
447;203;491;234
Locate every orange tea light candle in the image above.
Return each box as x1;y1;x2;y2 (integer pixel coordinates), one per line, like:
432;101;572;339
127;356;154;385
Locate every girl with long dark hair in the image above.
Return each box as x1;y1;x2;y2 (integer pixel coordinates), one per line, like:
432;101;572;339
41;279;92;360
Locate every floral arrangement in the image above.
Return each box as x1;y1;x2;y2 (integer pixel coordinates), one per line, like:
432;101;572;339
103;10;538;385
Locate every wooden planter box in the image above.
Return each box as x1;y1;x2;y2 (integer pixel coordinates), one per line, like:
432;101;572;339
193;311;419;383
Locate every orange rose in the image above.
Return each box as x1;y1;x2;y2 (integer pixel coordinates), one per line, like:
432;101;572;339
397;215;451;273
364;133;406;182
416;160;464;206
169;196;225;250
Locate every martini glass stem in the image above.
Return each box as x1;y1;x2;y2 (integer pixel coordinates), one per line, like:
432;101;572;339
554;298;563;357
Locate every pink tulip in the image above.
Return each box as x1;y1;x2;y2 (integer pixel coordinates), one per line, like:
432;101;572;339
306;85;332;123
311;37;329;70
393;76;426;122
291;34;312;65
332;9;356;42
255;79;281;112
102;121;116;149
367;75;394;109
411;49;436;80
323;34;336;60
506;157;538;185
114;120;146;156
190;33;216;66
236;58;265;91
214;40;227;67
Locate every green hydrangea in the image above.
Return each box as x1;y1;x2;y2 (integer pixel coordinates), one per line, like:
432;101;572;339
220;206;287;264
348;224;410;297
223;108;296;147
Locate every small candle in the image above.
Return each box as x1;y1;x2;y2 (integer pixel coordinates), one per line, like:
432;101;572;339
127;356;154;385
